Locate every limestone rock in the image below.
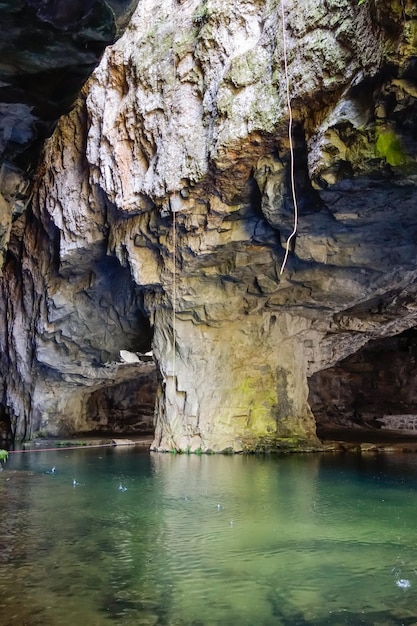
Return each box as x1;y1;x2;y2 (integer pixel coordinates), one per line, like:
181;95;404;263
2;0;417;450
0;0;139;270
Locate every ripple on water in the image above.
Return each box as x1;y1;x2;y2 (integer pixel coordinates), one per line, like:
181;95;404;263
2;450;417;625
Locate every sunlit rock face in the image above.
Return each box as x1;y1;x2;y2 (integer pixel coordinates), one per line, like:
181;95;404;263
2;0;417;449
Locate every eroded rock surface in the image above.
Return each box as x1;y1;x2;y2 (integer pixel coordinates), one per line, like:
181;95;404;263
0;0;139;268
2;0;417;450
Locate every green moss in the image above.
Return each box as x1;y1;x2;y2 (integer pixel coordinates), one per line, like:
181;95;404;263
228;50;264;88
242;435;320;454
173;32;196;58
375;130;409;166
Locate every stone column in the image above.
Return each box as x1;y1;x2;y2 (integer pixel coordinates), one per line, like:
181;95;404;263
151;306;319;452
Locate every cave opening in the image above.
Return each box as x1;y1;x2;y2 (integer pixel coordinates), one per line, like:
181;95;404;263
71;254;159;439
24;248;159;442
84;373;157;439
308;328;417;443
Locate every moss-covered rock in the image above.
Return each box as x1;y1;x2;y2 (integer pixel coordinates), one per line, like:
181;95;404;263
242;435;323;454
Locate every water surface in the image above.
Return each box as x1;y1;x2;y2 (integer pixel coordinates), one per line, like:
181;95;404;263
1;448;417;625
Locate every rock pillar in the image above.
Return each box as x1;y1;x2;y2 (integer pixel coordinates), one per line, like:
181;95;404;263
151;305;318;452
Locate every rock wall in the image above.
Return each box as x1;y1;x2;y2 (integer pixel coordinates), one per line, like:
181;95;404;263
2;0;417;450
0;0;139;268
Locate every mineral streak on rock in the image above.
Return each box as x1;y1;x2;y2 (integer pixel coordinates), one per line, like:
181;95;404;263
2;0;417;450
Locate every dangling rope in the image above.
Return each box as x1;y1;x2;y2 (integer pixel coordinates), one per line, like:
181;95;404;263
172;201;176;383
170;46;178;433
279;0;298;275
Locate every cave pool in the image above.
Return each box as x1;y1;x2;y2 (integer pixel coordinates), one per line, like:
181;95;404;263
1;447;417;625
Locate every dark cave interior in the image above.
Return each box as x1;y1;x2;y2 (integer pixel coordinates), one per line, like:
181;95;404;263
309;327;417;443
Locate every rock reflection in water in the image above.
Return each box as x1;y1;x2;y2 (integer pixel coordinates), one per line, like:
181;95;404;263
0;449;417;625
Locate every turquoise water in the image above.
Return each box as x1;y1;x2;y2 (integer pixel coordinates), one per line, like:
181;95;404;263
1;449;417;625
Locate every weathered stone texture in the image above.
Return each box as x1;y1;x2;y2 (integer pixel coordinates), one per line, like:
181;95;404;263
2;0;417;449
0;0;139;272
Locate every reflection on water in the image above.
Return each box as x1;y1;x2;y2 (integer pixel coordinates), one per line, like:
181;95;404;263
1;449;417;625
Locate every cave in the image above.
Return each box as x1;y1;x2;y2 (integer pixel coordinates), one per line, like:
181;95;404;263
2;0;417;452
85;374;157;437
33;248;160;440
309;328;417;444
0;220;159;441
4;1;417;619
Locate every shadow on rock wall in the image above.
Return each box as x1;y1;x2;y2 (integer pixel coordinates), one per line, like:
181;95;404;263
309;328;417;441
